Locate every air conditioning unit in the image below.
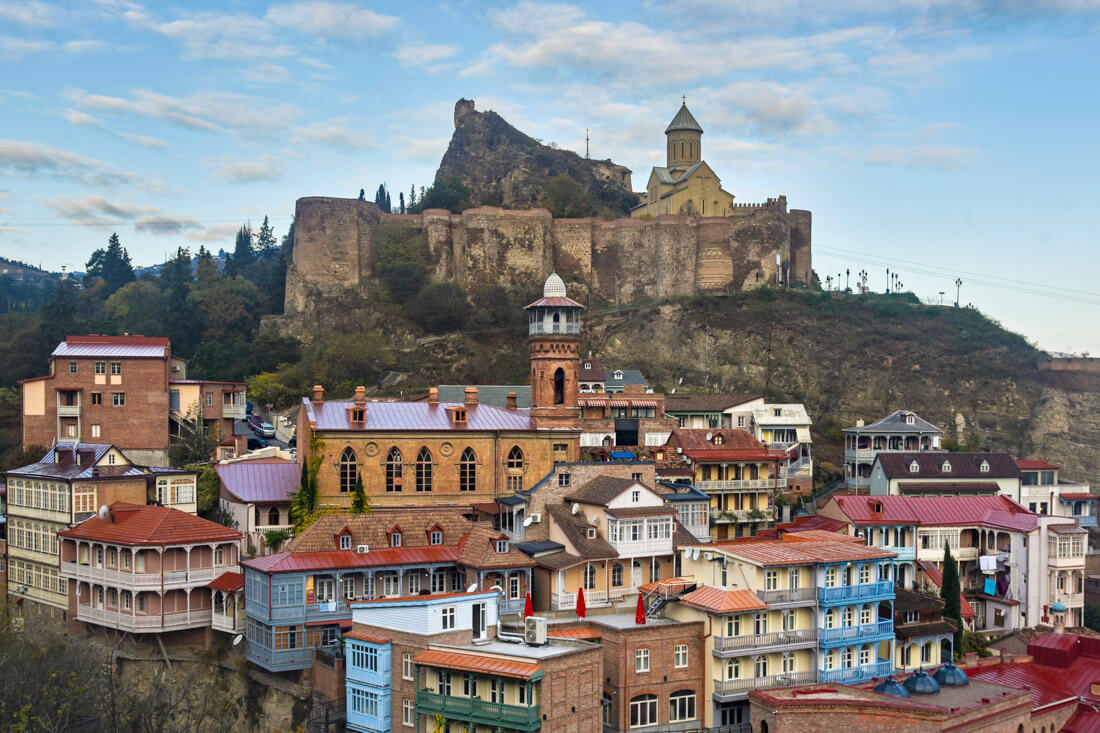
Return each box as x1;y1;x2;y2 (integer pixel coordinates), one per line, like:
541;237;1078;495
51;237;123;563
524;616;548;646
356;544;369;554
528;513;541;524
703;552;714;561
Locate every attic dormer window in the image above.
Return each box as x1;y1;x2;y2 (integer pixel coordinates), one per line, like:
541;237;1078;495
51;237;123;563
714;435;724;445
980;460;990;473
390;532;402;548
905;414;915;425
351;408;365;423
774;408;782;417
941;461;952;473
873;502;883;513
584;362;591;369
614;371;623;380
496;540;509;553
339;534;351;550
909;460;919;473
430;530;442;545
451;408;468;425
107;454;116;465
587;528;597;539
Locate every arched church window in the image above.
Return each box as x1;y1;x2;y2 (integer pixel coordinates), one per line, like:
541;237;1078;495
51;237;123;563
385;447;402;492
339;447;357;493
416;447;433;492
554;368;565;405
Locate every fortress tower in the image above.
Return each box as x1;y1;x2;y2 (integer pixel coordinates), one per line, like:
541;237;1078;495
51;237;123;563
525;273;583;429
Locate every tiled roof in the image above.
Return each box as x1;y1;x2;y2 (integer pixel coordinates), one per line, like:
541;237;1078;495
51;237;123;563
546;504;617;559
286;508;473;553
207;571;244;592
680;586;767;614
455;526;535;570
896;481;1001;495
532;551;585;569
216;461;301;504
302;398;536;432
436;386;531;409
52;334;170;359
682;448;789;462
876;452;1020;479
345;630;390;644
672;519;697;549
565;476;642;506
1059;493;1097;501
663;393;761;413
414;649;542;680
830;495;1039;532
524;295;584;309
843;410;942;435
893;587;945;612
716;537;898;566
1016;459;1062;471
669;428;763;452
59;503;241;546
578;358;604;381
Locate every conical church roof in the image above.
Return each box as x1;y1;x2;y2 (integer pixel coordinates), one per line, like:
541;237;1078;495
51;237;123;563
665;102;703;134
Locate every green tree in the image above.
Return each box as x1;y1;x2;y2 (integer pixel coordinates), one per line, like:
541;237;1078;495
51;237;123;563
195;245;218;283
160;246;197;355
350;472;369;514
104;280;165;336
398;191;406;214
85;232;135;295
410;177;472;214
408;282;471;333
375;184;391;213
540;174;596;218
193;464;221;516
189;276;263;342
224;224;254;277
170;404;219;467
290;433;326;532
264;529;290;552
941;541;964;655
255;215;276;255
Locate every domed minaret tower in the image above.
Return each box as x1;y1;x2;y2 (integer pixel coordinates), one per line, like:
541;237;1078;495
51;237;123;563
525;273;584;429
666;99;703;171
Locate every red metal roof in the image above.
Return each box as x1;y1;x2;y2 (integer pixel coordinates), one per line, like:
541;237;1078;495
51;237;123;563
414;649;542;680
682;448;788;462
59;503;241;546
1016;459;1062;471
349;591;484;605
1060;493;1097;501
714;537;898;565
524;295;584;309
965;662;1079;709
780;515;849;534
345;630;390;644
680;587;767;613
830;495;1039;532
206;571;244;593
242;545;461;573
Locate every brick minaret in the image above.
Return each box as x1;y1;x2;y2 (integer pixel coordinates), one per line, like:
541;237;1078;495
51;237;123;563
525;273;584;430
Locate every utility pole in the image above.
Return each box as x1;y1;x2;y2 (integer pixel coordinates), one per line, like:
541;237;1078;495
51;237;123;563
585;128;589;159
845;268;850;291
886;268;890;294
955;278;962;308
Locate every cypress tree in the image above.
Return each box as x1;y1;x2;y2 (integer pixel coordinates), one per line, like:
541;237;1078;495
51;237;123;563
941;542;963;657
350;473;368;514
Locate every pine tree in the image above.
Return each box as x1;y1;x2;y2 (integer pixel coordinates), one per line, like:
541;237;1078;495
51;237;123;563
409;184;417;210
255;215;276;255
224;224;254;277
161;247;196;354
85;232;135;295
374;184;391;213
941;542;963;658
350;473;368;514
399;192;406;214
195;246;218;282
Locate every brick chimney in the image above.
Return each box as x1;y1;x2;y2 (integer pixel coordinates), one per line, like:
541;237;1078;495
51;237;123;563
506;392;518;410
464;387;478;406
312;385;324;404
354;385;366;405
428;387;439;405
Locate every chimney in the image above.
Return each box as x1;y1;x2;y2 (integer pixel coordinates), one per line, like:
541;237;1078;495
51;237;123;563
506;392;518;410
856;418;865;427
312;385;325;404
428;387;439;405
464;387;479;406
354;385;367;405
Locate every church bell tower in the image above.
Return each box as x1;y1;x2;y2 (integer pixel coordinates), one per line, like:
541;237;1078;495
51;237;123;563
525;273;583;429
666;99;703;170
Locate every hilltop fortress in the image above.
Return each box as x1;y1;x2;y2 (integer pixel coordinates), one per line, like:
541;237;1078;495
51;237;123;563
279;101;812;333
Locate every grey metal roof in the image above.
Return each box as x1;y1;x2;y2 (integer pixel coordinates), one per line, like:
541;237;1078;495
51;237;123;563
51;341;168;359
651;161;703;186
7;443;148;480
603;369;647;388
656;480;709;502
437;386;532;409
303;398;536;432
216;461;301;504
844;410;943;435
665;103;703;134
514;541;565;556
495;495;527;506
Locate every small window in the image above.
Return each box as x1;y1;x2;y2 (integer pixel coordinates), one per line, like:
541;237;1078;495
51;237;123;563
587;528;596;539
430;530;442;545
632;473;642;482
941;460;952;473
909;460;920;473
110;362;121;375
441;606;456;630
635;648;650;672
674;644;688;668
204;392;213;406
737;415;746;427
112;392;125;407
496;540;509;553
351;408;365;422
980;460;990;473
402;698;414;727
553;443;568;452
714;435;724;445
390;532;402;548
906;414;915;425
91;392;102;406
402;653;413;680
107;453;116;465
904;610;918;623
94;362;105;375
339;535;351;550
558;473;571;487
453;408;467;424
68;361;77;374
773;408;782;417
90;424;101;438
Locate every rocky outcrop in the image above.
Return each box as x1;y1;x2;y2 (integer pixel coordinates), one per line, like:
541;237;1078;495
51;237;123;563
437;99;637;214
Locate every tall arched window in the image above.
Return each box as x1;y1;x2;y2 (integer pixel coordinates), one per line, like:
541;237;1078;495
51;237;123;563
385;447;402;492
507;446;524;471
339;447;357;493
669;690;696;723
459;447;476;492
726;658;740;679
553;367;565;405
268;506;280;526
416;447;433;492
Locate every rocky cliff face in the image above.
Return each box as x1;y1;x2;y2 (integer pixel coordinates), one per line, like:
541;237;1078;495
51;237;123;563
436;99;637;214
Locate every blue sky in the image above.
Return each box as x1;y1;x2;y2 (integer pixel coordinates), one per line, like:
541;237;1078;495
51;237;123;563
2;0;1099;353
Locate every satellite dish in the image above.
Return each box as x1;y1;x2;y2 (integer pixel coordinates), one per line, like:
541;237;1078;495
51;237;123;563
465;582;478;593
522;516;533;527
705;432;713;441
232;634;244;646
678;377;684;385
98;505;109;520
691;548;700;561
571;503;580;515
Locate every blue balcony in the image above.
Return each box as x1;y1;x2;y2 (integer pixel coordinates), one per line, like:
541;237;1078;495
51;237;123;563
346;640;391;687
819;659;893;683
347;682;391;733
817;580;894;605
818;619;894;648
247;641;313;672
1077;515;1098;528
888;546;916;562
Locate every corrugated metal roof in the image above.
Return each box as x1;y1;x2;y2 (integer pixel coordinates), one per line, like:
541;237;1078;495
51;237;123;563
242;545;463;573
716;537;898;565
1016;459;1062;471
843;410;942;435
524;295;584;309
965;662;1079;709
413;649;542;680
303;399;536;432
680;586;767;614
436;386;531;409
59;502;241;545
877;452;1019;479
207;571;244;592
216;461;300;504
830;495;1039;532
52;335;169;359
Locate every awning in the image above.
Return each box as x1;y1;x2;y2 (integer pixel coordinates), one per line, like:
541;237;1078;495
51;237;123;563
610;451;635;459
795;427;812;442
610;399;629;407
470;502;501;514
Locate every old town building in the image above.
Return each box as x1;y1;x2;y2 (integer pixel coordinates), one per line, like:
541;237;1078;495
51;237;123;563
844;410;943;491
869;451;1021;500
664;393;763;431
216;458;299;555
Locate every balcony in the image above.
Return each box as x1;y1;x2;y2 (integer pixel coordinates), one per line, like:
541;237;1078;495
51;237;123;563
817;580;894;604
818;620;894;647
61;561;225;590
247;641;313;672
1077;515;1099;528
758;587;816;607
712;670;817;700
610;538;674;558
709;508;776;524
529;322;580;336
416;690;540;732
551;589;626;611
305;600;351;621
1049;554;1086;570
884;546;916;562
819;659;893;684
698;479;787;491
1050;591;1084;607
212;611;243;634
713;628;817;656
57;404;81;418
222;401;246;420
76;604;211;632
498;598;526;616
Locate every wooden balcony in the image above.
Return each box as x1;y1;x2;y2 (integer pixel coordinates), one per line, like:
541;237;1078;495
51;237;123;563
61;561;222;591
76;604;211;632
698;479;787;491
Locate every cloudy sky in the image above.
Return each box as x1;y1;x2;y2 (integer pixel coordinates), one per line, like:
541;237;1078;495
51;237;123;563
2;0;1099;352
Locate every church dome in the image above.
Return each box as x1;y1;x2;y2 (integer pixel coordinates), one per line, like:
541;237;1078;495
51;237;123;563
903;670;941;695
543;272;567;298
1052;601;1068;613
933;663;969;687
665;102;703;134
873;676;910;698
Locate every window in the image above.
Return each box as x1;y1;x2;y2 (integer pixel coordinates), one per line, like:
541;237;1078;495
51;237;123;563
904;610;918;623
437;671;451;696
754;655;769;677
112;392;125;406
441;606;456;630
941;460;952;473
496;540;509;553
94;362;105;375
339;534;351;551
215;546;226;565
390;532;402;548
384;447;403;492
631;489;640;503
509;575;520;599
267;506;280;526
921;642;932;664
69;361;77;374
349;688;379;718
765;570;778;591
463;674;478;697
315;577;335;603
90;424;101;438
842;647;853;668
909;460;920;473
860;645;871;666
205;391;213;406
507;445;524;471
585;564;596;590
669;690;695;722
73;485;96;514
721;561;728;587
737;415;746;427
402;652;413;680
110;362;121;375
860;605;872;625
91;392;102;405
612;562;623;587
402;699;414;727
558;473;571;487
491;679;503;703
674;644;688;668
339;447;357;493
754;612;767;635
782;609;795;631
826;566;838;587
980;460;990;473
430;530;442;545
843;606;854;627
459;447;476;492
635;648;650;672
860;564;871;584
508;475;523;492
432;571;446;593
518;684;529;705
554;443;568;452
630;694;657;727
415;447;433;492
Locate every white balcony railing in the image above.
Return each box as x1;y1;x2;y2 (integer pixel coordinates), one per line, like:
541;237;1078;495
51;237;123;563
529;322;580;336
76;605;212;631
758;587;817;606
713;670;817;697
713;628;817;653
212;612;243;633
61;562;229;590
1050;592;1084;607
551;589;628;610
697;479;787;491
610;539;674;557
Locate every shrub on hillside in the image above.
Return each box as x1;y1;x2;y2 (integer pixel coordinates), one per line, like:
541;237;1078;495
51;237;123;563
408;282;471;334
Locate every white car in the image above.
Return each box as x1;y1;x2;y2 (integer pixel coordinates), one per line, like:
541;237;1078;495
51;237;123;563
258;422;276;438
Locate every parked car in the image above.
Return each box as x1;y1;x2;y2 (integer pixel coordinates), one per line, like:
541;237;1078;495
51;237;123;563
246;415;262;429
247;437;268;450
258;422;276;438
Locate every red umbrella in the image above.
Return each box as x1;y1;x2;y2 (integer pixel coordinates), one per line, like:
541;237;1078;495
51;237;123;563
635;592;647;625
576;587;587;618
523;591;534;619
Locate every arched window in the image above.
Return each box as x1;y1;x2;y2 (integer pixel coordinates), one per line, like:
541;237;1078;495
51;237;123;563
602;436;612;447
416;447;433;492
459;447;476;492
753;655;768;677
553;367;565;405
611;562;623;587
254;506;261;527
339;447;357;493
629;694;658;728
385;447;402;492
268;506;280;526
507;446;524;471
726;657;740;679
761;721;769;733
669;690;696;723
585;564;596;590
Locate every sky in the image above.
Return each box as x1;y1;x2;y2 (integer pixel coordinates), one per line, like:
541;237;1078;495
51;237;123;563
2;0;1099;354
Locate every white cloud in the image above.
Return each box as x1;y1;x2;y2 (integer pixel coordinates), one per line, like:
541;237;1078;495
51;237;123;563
107;3;295;60
135;214;200;233
869;44;991;80
215;155;283;183
864;144;977;169
63;109;97;126
63;40;108;53
395;43;460;68
0;37;53;56
0;1;61;27
185;222;242;243
707;80;834;138
0;140;137;185
243;63;293;84
299;56;335;70
43;194;157;226
118;131;168;148
266;1;399;41
293;118;377;150
62;108;169;148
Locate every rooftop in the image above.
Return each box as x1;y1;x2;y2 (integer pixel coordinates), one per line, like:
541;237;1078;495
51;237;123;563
59;502;240;546
751;403;812;425
679;586;767;614
428;637;588;662
51;334;170;359
1016;458;1062;471
705;532;898;566
756;677;1027;717
665;102;703;134
302;398;537;432
216;460;300;504
844;410;942;435
564;475;645;506
669;428;764;452
586;612;681;630
663;393;762;413
828;494;1040;532
6;443;150;481
877;451;1020;479
436;385;531;409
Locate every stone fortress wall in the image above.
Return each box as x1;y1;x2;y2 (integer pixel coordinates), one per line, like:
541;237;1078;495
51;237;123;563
282;196;812;324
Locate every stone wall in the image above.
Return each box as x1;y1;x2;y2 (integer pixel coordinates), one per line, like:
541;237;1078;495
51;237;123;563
280;196;812;333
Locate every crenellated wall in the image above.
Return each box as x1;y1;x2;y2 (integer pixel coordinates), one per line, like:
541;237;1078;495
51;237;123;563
281;196;811;329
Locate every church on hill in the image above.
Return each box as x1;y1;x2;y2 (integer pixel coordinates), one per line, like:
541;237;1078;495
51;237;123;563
631;101;737;218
